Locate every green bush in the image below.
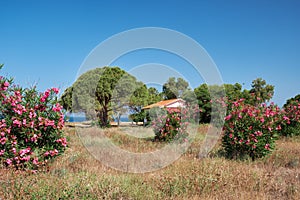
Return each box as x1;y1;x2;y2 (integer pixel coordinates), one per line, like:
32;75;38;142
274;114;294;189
222;99;286;160
0;65;67;170
151;105;199;142
281;101;300;136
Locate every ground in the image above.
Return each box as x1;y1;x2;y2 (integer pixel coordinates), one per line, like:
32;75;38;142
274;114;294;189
0;125;299;199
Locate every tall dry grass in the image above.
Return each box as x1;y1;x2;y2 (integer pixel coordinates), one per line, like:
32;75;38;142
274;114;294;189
0;125;299;199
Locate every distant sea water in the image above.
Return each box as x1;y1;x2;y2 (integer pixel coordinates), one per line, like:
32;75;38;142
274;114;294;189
67;116;87;122
65;113;130;123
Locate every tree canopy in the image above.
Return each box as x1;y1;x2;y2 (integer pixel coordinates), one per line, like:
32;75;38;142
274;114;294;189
162;77;189;100
249;78;274;105
61;66;143;127
60;70;277;126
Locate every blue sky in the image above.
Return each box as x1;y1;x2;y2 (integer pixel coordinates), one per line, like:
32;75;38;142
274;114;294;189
1;0;300;107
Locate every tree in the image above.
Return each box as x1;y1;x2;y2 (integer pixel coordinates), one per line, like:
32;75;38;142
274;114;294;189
249;78;274;105
129;84;149;114
61;66;141;127
194;84;211;123
71;68;105;120
59;86;73;112
129;86;162;124
195;83;244;123
162;77;189;99
281;94;300;136
181;89;197;104
95;67;140;127
147;87;162;104
283;94;300;109
224;83;243;102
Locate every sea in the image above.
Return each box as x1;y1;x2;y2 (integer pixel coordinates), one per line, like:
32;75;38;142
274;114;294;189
66;113;130;122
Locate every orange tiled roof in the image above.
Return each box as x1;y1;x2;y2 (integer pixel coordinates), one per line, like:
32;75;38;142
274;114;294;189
142;99;184;109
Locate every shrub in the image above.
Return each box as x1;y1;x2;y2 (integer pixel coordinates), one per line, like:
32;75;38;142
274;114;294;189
280;100;300;136
151;105;199;142
222;99;286;160
0;66;67;170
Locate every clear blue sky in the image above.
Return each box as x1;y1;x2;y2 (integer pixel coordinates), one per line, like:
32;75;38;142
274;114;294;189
1;0;300;107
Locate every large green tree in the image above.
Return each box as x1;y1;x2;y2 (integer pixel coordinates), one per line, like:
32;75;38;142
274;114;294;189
162;77;189;99
129;86;162;124
194;83;211;123
95;67;141;127
223;83;243;102
195;83;245;123
283;94;300;109
59;86;73;112
147;87;163;105
249;78;274;105
61;66;142;127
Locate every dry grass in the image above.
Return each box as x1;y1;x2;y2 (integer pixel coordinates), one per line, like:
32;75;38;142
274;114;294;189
0;125;299;199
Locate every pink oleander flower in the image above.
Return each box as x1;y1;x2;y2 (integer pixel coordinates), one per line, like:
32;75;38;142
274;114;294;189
21;155;31;162
283;116;289;121
51;88;59;94
6;158;12;165
56;137;68;147
3;81;10;87
19;147;31;157
29;121;34;128
40;97;46;102
31;134;38;142
45;119;55;127
44;151;50;157
12;147;16;154
224;114;232;121
50;149;59;157
276;125;281;130
13;119;21;127
265;144;270;150
0;137;7;145
22;118;27;126
33;157;39;165
52;103;62;112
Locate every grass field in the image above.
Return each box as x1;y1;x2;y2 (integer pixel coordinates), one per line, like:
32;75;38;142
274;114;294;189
1;125;299;199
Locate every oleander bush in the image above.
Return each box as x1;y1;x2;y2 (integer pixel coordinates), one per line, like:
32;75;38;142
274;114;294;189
0;65;67;170
222;99;287;160
151;105;199;142
280;100;300;136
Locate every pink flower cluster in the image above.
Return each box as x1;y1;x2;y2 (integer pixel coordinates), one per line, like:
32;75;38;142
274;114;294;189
0;77;67;170
283;101;300;123
222;99;287;159
56;137;68;147
151;104;199;142
0;81;10;91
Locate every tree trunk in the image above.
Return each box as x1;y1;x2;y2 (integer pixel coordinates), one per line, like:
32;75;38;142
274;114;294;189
98;106;109;127
117;113;121;127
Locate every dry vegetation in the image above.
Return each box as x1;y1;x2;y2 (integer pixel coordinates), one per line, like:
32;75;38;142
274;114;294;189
0;125;299;200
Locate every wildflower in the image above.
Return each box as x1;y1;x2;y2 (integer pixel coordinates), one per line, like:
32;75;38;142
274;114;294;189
51;88;59;94
13;119;21;127
265;144;270;150
6;158;12;165
224;115;232;121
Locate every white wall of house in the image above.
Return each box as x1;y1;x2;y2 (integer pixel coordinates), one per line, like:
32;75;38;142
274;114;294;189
166;101;185;108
